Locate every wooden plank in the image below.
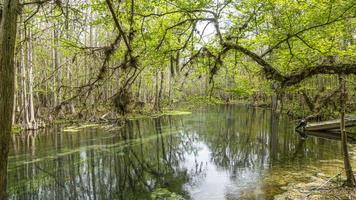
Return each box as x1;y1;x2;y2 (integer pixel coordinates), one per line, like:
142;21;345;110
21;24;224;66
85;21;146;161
305;115;356;131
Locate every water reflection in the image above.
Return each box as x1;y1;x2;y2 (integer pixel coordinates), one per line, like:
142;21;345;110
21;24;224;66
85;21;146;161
7;105;344;199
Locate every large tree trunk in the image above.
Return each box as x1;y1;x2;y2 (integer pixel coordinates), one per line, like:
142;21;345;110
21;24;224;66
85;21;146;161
0;0;20;198
339;75;356;186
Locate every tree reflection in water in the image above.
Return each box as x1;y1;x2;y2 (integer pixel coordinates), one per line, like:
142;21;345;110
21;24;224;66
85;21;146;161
7;105;343;199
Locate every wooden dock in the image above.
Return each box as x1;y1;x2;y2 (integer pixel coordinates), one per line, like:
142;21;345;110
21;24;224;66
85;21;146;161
304;115;356;131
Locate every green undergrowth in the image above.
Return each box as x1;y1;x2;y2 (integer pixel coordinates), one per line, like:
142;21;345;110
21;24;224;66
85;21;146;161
150;188;185;200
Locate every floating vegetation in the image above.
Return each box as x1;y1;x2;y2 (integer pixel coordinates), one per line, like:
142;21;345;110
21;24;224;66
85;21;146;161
77;123;100;129
63;123;100;132
63;127;80;132
128;110;192;120
163;111;192;116
10;130;180;167
101;124;124;132
11;125;23;134
53;119;84;125
150;188;185;200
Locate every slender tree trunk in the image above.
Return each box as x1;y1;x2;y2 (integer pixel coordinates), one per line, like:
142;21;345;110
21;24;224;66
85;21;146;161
88;10;94;105
64;2;75;114
14;62;21;123
12;62;17;125
67;62;76;113
21;27;29;127
0;0;20;198
154;70;159;111
271;83;282;113
52;6;61;110
27;28;37;129
168;56;174;106
168;71;172;107
52;24;58;107
137;76;142;101
339;75;356;186
158;70;164;111
175;51;180;76
55;30;62;106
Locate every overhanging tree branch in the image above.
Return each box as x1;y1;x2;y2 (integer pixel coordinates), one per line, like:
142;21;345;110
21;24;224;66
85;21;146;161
283;64;356;86
223;41;285;82
200;41;356;87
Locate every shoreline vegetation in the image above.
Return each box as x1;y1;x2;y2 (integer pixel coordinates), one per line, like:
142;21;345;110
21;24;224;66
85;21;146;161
11;96;356;134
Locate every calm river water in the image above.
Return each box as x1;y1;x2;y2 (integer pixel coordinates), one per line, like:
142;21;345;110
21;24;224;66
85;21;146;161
7;105;351;199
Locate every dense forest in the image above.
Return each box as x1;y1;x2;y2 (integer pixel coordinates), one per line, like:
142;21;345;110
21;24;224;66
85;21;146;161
0;0;356;199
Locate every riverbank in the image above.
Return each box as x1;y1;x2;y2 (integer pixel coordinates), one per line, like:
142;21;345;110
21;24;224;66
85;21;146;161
11;108;193;134
12;97;356;135
11;96;225;134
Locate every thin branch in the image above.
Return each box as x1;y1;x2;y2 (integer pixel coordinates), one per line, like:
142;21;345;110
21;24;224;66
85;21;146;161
295;34;322;53
261;4;355;57
105;0;132;53
223;41;285;82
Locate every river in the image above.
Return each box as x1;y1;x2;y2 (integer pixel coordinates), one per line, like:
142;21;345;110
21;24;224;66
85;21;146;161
7;105;352;199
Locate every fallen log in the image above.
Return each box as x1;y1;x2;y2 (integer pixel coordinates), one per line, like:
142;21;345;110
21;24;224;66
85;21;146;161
304;115;356;131
302;130;356;144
